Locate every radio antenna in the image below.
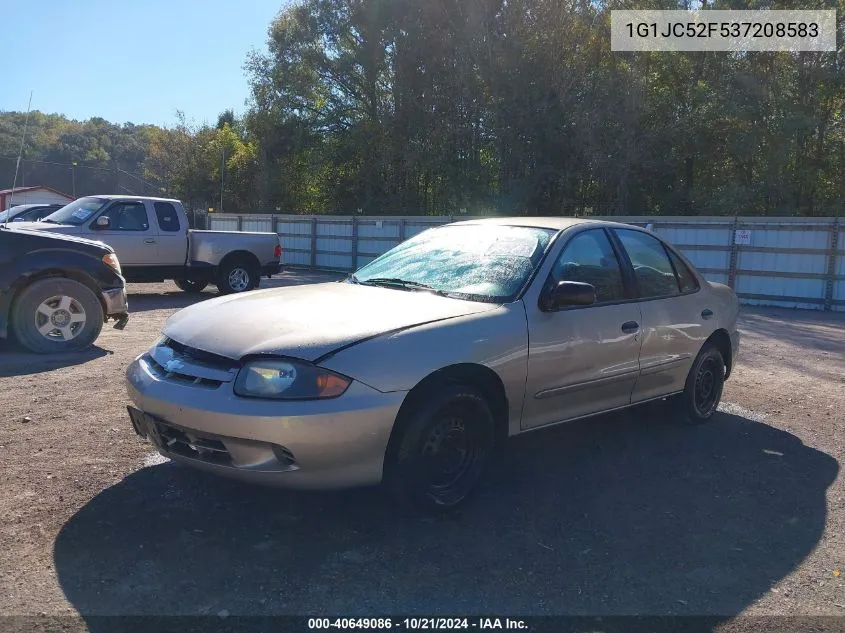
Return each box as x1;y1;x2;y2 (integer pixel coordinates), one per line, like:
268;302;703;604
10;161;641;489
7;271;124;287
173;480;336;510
5;91;34;229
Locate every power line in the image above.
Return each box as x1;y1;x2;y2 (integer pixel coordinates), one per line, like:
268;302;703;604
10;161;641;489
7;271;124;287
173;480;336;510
0;155;155;182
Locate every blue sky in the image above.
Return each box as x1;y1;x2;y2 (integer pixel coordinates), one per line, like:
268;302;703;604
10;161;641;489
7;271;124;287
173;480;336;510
2;0;285;127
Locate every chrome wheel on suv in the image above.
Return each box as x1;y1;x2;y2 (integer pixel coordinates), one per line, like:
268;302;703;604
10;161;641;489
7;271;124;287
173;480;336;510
35;295;87;341
12;278;104;353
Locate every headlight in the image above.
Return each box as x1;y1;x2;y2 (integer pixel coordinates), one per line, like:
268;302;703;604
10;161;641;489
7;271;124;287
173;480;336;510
102;252;122;275
234;359;351;400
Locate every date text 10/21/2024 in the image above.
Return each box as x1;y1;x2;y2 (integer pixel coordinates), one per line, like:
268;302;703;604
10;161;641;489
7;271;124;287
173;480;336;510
307;618;529;630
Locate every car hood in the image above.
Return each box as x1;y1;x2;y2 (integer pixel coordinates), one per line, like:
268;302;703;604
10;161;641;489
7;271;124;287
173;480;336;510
4;225;112;251
163;282;499;362
10;221;78;233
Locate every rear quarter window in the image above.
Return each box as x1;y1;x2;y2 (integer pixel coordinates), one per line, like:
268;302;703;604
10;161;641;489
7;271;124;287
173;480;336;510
154;202;181;232
667;248;700;293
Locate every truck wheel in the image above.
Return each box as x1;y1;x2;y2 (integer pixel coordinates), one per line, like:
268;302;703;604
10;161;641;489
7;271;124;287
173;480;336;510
174;279;208;293
217;258;257;295
12;278;104;354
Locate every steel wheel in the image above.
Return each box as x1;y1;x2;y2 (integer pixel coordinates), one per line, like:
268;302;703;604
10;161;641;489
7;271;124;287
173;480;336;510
35;295;87;341
673;342;726;424
385;384;496;514
694;357;720;416
421;415;486;503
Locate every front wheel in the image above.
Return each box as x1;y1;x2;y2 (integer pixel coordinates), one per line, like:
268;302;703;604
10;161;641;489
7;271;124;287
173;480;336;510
671;343;726;424
11;278;104;354
384;384;496;515
216;259;257;295
174;279;208;293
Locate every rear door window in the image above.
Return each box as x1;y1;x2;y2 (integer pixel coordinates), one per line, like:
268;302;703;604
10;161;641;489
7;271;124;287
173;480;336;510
154;202;181;232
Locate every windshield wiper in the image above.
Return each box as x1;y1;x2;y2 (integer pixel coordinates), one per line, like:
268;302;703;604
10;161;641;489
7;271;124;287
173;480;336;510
358;277;447;295
40;218;59;224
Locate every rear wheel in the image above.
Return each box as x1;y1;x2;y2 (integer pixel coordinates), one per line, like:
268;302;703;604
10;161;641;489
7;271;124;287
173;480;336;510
12;278;104;354
671;343;726;424
173;279;208;293
216;258;258;295
384;384;495;514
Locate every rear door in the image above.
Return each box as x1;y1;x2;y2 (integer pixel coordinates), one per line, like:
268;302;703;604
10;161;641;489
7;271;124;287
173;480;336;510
89;200;157;266
611;228;712;403
152;201;187;266
522;228;643;428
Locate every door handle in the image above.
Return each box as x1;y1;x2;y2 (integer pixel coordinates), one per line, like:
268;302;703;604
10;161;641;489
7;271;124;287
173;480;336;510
621;321;639;333
701;309;714;319
144;238;156;244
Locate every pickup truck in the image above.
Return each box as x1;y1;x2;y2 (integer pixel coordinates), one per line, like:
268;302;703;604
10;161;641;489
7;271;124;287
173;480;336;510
16;196;282;294
0;225;128;353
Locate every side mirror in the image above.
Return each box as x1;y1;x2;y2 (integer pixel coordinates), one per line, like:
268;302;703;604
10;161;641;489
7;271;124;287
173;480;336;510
544;281;596;310
93;216;110;229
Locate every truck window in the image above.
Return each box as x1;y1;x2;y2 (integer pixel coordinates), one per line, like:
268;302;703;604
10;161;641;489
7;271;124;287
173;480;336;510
154;202;181;232
99;202;149;231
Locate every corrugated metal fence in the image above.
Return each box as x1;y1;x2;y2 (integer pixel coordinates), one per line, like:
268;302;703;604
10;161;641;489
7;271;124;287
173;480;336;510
207;214;844;312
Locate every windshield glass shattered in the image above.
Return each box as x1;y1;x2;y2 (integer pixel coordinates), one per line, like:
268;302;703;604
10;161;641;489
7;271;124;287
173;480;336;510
352;224;555;302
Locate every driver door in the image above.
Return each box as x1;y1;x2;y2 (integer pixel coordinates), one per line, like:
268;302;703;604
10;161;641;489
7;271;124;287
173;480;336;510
522;228;643;429
89;201;157;266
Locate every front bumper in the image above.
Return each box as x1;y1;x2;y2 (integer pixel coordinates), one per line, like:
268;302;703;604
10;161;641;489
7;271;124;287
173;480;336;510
125;353;405;490
101;287;129;329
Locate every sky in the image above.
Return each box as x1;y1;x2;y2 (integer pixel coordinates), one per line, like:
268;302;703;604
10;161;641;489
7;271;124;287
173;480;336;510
1;0;285;127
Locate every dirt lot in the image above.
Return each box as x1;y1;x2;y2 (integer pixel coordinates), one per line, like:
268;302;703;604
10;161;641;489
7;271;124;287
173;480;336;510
0;271;843;626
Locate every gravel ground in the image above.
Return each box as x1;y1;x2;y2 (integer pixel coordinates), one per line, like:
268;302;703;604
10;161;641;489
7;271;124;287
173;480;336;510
0;271;843;627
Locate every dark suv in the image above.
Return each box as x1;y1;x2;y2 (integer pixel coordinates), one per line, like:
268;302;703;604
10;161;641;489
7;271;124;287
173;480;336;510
0;225;129;353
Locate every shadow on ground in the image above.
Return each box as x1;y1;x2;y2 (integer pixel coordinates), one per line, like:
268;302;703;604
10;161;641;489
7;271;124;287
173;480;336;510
126;271;346;313
0;342;110;377
54;409;837;621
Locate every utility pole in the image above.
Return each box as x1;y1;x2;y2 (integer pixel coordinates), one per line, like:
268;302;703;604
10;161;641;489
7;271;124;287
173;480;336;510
6;90;32;227
220;148;225;213
71;161;77;197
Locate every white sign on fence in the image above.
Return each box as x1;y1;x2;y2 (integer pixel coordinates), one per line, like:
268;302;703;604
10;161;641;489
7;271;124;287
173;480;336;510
734;229;752;245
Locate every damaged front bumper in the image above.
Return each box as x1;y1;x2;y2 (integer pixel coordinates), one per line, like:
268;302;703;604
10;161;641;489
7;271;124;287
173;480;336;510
102;287;129;330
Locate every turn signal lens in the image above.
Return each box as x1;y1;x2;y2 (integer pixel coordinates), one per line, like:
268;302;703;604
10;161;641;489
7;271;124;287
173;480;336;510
102;253;122;275
316;373;352;398
274;243;282;259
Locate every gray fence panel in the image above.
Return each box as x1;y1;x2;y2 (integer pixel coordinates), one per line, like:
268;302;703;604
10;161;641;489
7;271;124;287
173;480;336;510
834;281;845;312
316;253;353;270
678;248;731;274
241;217;274;232
208;214;843;310
208;216;238;231
738;251;827;274
736;276;826;310
358;221;401;238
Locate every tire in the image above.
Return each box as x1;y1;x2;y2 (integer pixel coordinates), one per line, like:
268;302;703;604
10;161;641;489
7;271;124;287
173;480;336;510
174;279;208;293
11;278;104;354
216;258;258;295
384;384;496;515
671;342;726;424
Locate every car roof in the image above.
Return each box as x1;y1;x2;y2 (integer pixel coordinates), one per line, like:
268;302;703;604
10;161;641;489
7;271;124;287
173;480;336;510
85;194;181;203
450;216;636;232
7;203;54;211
